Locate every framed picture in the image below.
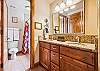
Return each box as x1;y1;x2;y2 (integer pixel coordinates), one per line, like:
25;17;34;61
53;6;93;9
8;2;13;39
35;22;42;30
12;17;18;23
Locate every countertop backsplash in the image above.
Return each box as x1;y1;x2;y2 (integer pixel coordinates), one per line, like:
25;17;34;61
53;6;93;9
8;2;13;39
49;34;98;50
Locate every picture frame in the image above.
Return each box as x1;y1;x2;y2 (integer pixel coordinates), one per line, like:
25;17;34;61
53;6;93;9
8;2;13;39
12;17;18;23
35;22;42;30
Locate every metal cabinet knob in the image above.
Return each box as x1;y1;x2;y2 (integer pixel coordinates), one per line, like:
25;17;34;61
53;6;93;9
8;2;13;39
60;57;62;59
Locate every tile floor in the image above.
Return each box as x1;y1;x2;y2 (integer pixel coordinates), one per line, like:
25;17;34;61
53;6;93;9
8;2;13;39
4;54;30;71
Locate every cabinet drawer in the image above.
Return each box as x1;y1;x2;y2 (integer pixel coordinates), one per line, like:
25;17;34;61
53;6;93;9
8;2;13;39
87;65;94;71
60;55;88;71
51;44;59;52
51;51;59;65
39;42;50;49
60;46;94;65
51;62;59;71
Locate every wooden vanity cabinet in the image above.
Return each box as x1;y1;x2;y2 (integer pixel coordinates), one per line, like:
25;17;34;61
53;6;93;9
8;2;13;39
39;41;97;71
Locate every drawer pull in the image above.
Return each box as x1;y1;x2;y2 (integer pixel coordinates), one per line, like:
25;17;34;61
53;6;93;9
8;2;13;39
60;57;62;59
53;48;56;49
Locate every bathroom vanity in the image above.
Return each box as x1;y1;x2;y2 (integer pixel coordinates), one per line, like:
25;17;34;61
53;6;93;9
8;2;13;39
39;40;98;71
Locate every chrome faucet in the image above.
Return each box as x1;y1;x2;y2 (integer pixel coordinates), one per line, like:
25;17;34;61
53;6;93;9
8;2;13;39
76;36;80;43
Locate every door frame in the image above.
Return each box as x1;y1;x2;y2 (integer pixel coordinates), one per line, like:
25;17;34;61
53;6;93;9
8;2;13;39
1;0;35;69
1;0;4;68
30;0;35;68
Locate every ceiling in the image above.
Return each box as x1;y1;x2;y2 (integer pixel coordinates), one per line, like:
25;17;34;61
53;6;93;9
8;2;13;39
48;0;55;4
49;0;82;4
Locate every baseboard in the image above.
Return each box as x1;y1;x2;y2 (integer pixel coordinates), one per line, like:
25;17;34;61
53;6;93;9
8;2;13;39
0;63;3;68
34;62;39;67
27;62;39;70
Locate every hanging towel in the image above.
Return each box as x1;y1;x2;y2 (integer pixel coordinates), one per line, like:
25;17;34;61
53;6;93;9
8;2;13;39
23;21;29;54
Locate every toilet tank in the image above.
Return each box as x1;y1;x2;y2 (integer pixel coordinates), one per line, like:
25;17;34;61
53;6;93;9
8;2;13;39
8;41;18;49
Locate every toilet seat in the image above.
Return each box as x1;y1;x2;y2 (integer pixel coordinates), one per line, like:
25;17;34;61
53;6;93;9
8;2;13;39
9;48;18;59
9;48;18;54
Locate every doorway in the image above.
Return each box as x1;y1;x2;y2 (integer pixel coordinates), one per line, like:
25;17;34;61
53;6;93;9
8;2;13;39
1;0;35;70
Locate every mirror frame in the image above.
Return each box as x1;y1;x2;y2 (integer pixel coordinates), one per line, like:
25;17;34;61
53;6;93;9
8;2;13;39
51;0;85;34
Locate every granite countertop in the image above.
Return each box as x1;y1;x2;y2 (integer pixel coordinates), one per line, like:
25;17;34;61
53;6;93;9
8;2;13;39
39;40;97;52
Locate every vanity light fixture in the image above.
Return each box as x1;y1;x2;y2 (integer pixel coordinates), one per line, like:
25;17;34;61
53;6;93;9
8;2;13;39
59;10;64;13
55;5;60;12
60;2;66;9
66;0;73;6
64;8;69;11
70;5;76;9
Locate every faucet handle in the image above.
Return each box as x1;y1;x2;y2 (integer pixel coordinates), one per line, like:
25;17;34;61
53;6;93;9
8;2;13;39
76;36;80;43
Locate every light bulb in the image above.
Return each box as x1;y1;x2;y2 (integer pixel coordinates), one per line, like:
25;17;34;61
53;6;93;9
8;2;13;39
70;5;76;9
59;10;64;13
55;5;60;12
60;2;65;9
66;0;72;6
64;8;69;11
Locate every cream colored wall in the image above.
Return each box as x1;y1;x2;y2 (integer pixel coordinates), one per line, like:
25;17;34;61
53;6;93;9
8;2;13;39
85;0;98;35
34;0;50;63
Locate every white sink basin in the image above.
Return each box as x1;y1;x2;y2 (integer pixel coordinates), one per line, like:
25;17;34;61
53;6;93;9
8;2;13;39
65;41;79;44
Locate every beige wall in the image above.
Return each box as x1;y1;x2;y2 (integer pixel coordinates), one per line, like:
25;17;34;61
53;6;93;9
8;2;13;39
34;0;50;63
85;0;98;35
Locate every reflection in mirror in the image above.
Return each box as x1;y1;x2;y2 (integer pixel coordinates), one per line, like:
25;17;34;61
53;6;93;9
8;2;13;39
52;0;84;34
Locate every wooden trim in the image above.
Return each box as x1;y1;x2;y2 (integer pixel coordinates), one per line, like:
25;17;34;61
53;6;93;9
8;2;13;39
0;0;35;69
83;0;85;34
1;0;4;68
34;62;39;67
52;14;54;34
0;63;3;68
63;17;64;33
58;16;60;33
30;0;35;68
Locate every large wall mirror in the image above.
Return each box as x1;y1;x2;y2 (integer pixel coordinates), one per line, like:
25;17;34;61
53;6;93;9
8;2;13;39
51;0;85;34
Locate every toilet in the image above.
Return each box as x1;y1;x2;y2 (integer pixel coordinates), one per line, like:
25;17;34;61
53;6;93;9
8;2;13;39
8;41;18;60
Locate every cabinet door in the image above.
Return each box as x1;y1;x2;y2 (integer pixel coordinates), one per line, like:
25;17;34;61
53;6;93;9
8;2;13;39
39;46;50;70
60;55;88;71
39;47;45;65
43;48;50;70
